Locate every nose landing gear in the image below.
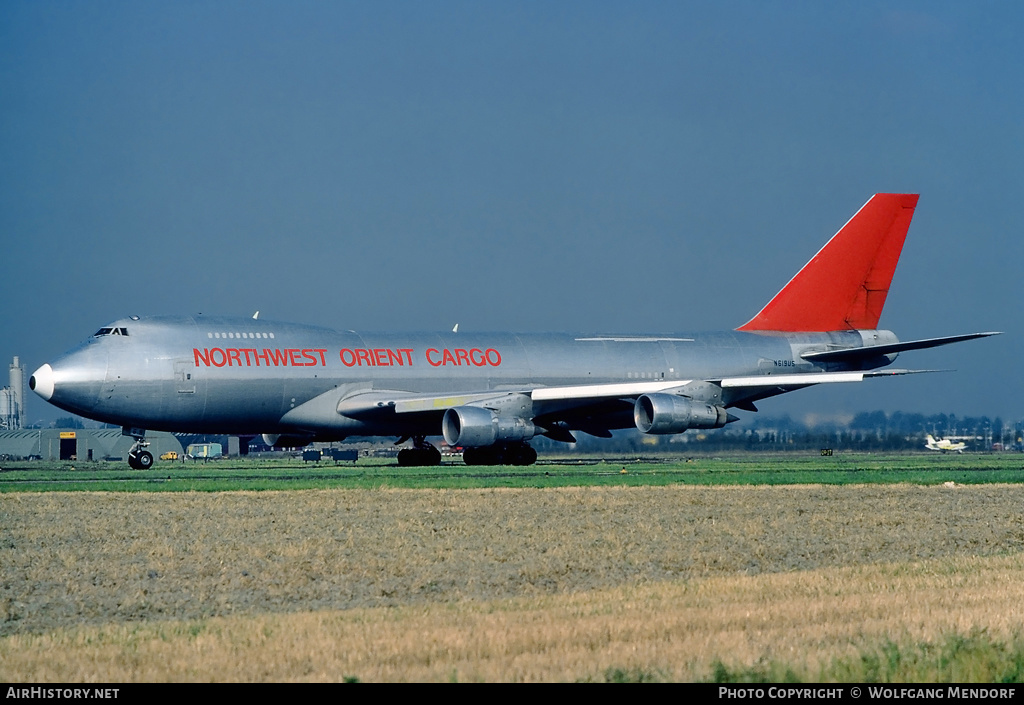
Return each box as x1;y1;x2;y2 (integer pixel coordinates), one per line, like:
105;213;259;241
128;448;154;470
123;426;154;470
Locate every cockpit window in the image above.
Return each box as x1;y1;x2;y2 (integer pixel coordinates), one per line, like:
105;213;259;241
94;328;129;337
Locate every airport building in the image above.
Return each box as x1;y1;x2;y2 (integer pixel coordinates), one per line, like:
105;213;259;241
0;428;183;462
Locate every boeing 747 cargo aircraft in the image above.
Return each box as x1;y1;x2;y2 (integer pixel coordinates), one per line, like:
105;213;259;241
31;194;997;468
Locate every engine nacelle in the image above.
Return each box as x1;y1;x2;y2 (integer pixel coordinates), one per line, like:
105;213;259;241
261;433;314;448
442;406;536;447
634;394;730;435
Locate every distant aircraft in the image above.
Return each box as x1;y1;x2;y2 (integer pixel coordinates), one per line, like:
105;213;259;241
925;434;967;453
30;194;998;469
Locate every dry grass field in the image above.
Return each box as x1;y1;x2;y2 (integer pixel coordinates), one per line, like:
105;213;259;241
3;484;1024;681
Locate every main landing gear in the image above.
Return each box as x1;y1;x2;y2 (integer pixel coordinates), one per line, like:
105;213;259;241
462;442;537;466
395;438;539;467
124;426;154;470
397;436;443;467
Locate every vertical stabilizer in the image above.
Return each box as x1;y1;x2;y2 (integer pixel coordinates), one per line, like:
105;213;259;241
737;193;919;332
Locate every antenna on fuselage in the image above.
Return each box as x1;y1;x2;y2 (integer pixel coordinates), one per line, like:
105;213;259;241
452;323;459;333
253;311;260;320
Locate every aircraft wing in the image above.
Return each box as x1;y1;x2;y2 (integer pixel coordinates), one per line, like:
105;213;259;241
335;389;514;417
532;368;937;400
331;369;929;418
275;366;949;443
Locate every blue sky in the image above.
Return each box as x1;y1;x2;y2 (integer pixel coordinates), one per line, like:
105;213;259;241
2;1;1020;426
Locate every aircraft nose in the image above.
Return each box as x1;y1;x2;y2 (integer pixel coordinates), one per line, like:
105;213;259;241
29;363;55;401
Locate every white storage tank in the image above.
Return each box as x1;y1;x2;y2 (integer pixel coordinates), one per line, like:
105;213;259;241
8;356;23;429
0;387;14;429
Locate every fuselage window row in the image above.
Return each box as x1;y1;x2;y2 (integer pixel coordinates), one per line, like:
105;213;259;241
207;332;276;339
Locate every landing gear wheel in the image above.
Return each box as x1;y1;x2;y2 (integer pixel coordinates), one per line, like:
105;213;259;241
123;427;152;470
511;445;538;466
397;440;442;467
128;450;153;470
463;442;537;466
461;447;488;466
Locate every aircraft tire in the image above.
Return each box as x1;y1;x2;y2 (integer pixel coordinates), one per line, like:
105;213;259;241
463;444;537;466
461;447;492;466
397;447;442;467
129;450;153;470
513;445;538;466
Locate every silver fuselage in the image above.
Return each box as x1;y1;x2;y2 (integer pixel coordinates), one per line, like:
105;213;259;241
36;315;897;439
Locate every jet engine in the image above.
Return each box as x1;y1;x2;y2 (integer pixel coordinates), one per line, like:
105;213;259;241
633;393;731;435
442;405;536;447
261;433;315;448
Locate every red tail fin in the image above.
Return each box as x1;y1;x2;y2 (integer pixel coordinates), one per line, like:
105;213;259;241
737;193;919;332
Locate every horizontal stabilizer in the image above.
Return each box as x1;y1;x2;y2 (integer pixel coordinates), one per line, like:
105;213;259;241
801;332;1001;363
